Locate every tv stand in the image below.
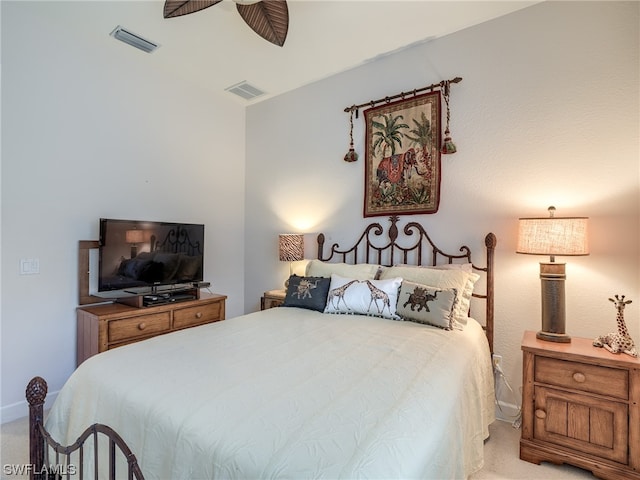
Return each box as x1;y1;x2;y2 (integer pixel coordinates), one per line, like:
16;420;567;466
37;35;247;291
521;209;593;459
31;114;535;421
116;288;200;308
76;292;226;365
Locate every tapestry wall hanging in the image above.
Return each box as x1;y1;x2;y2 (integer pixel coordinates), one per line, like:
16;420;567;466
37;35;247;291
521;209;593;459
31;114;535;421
363;91;441;217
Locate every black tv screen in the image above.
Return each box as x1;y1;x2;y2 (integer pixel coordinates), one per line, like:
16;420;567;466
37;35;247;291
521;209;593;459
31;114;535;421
98;218;204;294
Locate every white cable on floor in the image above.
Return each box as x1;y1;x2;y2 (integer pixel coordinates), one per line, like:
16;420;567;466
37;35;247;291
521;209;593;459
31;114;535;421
493;362;522;429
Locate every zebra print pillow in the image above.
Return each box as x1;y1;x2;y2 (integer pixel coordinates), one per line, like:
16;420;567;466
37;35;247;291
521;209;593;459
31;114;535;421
323;274;402;320
396;281;458;330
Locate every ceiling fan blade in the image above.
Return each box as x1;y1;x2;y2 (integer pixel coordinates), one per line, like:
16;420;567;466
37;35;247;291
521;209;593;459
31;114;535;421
164;0;223;19
236;0;289;47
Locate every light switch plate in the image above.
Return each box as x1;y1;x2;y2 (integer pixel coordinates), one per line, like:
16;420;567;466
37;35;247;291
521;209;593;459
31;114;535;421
20;258;40;275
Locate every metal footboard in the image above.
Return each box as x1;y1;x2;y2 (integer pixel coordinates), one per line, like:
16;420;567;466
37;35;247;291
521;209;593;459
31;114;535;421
26;377;144;480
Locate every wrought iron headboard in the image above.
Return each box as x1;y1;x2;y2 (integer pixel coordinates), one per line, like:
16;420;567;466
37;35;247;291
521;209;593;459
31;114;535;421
151;227;202;256
317;216;496;352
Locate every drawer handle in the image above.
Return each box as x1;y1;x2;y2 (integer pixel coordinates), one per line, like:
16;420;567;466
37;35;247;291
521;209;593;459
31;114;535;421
138;322;146;330
195;312;203;319
572;372;586;383
535;409;547;419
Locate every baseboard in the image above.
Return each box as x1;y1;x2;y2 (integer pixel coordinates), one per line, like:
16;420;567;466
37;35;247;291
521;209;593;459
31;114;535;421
1;390;58;424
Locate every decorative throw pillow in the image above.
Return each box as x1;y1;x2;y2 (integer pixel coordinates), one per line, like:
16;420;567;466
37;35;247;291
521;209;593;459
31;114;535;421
396;281;458;330
379;265;478;327
324;274;402;320
282;275;331;312
305;260;380;281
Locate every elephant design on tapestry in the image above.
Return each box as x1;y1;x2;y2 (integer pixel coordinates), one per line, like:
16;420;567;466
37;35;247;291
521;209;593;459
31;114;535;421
376;148;432;186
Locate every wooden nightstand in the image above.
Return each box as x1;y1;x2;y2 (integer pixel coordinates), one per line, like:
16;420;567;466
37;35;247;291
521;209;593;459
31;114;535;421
261;289;286;310
520;330;640;480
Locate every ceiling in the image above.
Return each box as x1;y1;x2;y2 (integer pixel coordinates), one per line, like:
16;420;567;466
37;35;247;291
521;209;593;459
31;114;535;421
35;1;539;105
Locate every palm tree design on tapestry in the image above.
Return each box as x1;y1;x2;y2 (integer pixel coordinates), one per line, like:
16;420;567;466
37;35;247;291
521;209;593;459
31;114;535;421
372;113;409;158
404;111;435;173
373;113;409;196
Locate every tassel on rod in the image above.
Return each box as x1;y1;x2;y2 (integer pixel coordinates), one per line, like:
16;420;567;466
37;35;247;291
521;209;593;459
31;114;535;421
343;76;462;113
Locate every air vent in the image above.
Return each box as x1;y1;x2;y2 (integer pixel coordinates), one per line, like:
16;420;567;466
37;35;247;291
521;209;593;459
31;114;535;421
225;81;265;100
110;25;159;53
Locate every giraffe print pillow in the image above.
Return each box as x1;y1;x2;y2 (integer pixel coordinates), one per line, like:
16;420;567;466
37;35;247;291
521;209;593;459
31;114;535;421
396;281;459;330
323;274;402;320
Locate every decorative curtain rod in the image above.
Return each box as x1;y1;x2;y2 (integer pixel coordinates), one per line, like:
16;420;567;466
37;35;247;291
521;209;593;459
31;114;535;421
343;76;462;116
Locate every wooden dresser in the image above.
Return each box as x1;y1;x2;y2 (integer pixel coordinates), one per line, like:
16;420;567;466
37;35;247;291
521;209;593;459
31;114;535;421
77;293;226;366
521;330;640;480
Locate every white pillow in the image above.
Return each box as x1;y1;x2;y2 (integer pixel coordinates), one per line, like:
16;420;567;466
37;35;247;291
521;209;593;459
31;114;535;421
378;265;479;327
378;262;473;281
429;262;473;273
324;274;402;320
306;260;380;280
289;259;310;277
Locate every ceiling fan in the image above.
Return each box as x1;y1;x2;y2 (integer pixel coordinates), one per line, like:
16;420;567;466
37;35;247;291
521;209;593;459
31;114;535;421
164;0;289;47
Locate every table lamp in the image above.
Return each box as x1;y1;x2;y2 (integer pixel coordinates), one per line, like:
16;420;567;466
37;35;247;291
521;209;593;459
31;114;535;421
125;229;145;258
516;206;589;343
279;234;304;287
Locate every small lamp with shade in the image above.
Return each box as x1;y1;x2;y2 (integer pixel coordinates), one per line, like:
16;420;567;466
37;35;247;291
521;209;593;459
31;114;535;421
516;206;589;343
279;234;305;288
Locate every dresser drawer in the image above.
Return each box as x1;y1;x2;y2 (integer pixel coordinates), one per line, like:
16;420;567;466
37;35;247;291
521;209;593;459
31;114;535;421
535;356;628;400
108;312;171;343
173;301;223;329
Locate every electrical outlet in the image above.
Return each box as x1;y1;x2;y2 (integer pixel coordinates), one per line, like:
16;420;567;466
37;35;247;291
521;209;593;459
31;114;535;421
492;353;503;369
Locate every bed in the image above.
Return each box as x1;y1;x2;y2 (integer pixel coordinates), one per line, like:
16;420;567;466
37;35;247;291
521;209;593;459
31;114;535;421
31;216;497;479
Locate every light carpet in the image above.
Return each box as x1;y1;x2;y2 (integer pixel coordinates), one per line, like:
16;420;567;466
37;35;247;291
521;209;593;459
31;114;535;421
1;416;594;479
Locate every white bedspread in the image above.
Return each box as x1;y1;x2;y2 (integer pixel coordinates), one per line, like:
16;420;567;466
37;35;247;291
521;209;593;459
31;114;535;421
46;307;495;479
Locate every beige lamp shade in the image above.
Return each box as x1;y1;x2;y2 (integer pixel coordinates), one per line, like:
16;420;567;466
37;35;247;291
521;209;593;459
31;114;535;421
279;234;304;262
517;215;589;257
125;229;145;244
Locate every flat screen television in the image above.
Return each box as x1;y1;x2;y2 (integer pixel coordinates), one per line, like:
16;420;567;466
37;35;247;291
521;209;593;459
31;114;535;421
97;218;204;295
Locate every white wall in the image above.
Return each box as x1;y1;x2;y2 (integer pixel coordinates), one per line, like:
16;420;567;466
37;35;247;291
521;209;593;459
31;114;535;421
1;3;246;421
245;0;640;412
2;0;637;425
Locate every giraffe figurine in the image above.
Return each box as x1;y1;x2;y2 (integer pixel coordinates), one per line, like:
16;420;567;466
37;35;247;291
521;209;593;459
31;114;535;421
593;295;638;358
